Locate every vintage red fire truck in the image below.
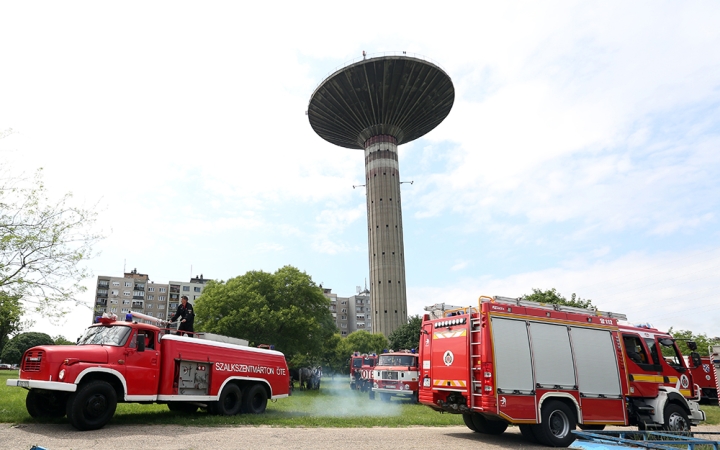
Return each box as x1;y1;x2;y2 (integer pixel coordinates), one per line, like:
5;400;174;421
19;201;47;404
369;350;420;402
349;352;377;392
6;312;290;431
418;296;706;447
686;355;718;405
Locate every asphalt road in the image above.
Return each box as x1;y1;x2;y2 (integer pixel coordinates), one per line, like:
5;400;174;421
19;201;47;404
3;424;720;450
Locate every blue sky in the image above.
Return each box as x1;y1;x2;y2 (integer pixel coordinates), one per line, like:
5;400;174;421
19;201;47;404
1;1;719;340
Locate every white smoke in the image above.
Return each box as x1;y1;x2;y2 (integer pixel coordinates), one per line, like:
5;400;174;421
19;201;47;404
303;378;403;417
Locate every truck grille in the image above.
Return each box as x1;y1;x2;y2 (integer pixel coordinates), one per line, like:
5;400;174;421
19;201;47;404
23;350;43;372
381;371;399;380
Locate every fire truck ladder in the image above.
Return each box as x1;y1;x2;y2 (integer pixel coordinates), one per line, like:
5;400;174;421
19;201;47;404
480;296;627;320
469;301;484;411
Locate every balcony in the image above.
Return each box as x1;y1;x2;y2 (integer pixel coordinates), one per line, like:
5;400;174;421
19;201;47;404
132;301;144;309
96;299;107;306
134;284;145;290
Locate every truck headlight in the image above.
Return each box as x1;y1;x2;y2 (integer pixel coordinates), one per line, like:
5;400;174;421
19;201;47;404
404;384;410;390
373;382;378;389
58;369;65;381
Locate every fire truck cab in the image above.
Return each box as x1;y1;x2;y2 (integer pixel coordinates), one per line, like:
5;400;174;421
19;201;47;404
418;296;706;447
370;350;420;402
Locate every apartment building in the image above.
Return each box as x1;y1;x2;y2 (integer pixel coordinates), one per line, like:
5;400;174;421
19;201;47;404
324;287;373;336
93;270;207;324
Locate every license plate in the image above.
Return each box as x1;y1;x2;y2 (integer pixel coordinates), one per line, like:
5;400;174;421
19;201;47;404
386;384;396;389
17;380;29;388
423;378;431;387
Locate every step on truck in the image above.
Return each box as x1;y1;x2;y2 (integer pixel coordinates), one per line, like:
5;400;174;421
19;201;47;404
418;296;706;447
369;350;420;402
7;311;290;430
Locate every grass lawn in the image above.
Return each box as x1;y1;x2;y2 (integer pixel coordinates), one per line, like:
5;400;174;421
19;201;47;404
2;371;718;427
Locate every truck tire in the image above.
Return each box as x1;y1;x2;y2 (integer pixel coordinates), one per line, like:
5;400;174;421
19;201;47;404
471;413;508;435
167;402;198;413
663;404;690;432
463;413;479;432
66;381;117;431
534;400;577;447
519;425;540;443
217;384;242;416
242;383;268;414
26;390;67;418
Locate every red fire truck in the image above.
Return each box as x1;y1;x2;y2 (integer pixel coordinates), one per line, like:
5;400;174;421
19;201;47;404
686;355;717;405
419;296;706;447
349;352;377;392
6;312;290;431
369;350;420;402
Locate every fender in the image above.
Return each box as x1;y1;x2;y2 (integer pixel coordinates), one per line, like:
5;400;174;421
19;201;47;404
73;367;151;401
157;376;283;402
537;392;581;423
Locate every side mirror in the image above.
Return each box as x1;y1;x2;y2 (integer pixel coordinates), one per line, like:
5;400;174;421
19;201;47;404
659;338;674;346
137;333;146;352
691;352;702;368
688;341;698;351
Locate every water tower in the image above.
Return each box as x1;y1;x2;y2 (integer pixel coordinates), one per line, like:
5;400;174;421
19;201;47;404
308;54;454;336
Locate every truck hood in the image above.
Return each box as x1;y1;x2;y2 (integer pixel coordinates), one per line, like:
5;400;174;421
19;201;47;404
31;345;109;364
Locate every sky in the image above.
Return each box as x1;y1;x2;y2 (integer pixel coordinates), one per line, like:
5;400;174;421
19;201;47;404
1;1;719;341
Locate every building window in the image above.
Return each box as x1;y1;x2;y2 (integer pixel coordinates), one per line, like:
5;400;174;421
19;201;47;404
123;300;130;305
133;291;145;297
111;290;118;295
169;302;177;309
125;282;131;287
157;313;164;319
194;287;201;292
110;307;117;313
183;286;190;291
148;295;154;300
112;281;120;286
194;296;198;300
159;288;166;293
148;287;154;292
147;312;154;317
123;291;130;296
110;299;118;304
121;308;129;313
146;304;153;309
159;296;166;301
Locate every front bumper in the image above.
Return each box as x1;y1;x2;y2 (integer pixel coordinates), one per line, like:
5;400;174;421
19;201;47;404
6;379;77;392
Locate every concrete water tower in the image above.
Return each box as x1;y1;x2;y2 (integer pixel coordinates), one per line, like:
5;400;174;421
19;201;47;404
308;53;454;336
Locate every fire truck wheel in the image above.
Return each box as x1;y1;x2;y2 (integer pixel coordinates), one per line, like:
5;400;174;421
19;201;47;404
470;413;508;435
66;380;118;431
519;425;540;443
462;414;479;432
534;400;577;447
26;390;67;418
411;391;419;404
167;402;199;413
242;384;268;414
663;404;690;432
217;384;243;416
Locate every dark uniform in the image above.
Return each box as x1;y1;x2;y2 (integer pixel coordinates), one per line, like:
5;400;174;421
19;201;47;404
169;301;195;336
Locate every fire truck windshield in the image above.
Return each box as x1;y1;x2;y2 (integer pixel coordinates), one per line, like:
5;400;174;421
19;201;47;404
378;355;416;367
78;325;132;347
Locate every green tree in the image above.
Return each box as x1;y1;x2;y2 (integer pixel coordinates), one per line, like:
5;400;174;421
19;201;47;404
194;266;336;360
0;291;26;355
53;335;75;345
522;288;594;309
0;167;102;317
0;331;54;364
668;328;716;357
388;315;422;351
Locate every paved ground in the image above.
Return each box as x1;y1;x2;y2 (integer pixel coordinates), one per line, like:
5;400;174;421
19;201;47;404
0;424;544;450
2;424;720;450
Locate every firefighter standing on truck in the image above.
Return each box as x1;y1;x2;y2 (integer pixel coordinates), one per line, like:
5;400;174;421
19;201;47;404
169;295;194;336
